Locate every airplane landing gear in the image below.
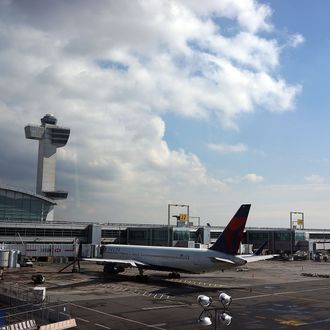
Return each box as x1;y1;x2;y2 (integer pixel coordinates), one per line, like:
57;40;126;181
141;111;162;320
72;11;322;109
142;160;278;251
136;268;148;282
136;274;148;282
168;272;180;279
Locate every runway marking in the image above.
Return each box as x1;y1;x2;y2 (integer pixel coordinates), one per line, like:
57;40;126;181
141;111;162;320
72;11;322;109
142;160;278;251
151;323;167;327
234;286;330;301
71;303;166;329
95;323;111;329
76;317;90;323
99;284;174;300
168;278;237;289
142;304;186;311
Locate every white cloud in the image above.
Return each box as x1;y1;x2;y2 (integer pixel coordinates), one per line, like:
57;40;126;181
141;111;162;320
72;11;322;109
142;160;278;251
0;0;301;222
0;0;301;123
288;34;305;48
244;173;264;183
183;0;273;33
225;173;264;183
208;143;247;154
304;174;325;184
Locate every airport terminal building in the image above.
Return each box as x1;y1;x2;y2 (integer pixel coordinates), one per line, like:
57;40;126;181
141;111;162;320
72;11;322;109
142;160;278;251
0;213;330;258
0;186;56;222
1;114;330;259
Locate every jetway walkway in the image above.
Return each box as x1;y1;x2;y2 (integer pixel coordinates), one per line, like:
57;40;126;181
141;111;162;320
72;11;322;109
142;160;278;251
1;243;99;259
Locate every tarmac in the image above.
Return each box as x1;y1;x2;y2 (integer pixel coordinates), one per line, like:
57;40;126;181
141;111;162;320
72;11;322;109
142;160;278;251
1;259;330;329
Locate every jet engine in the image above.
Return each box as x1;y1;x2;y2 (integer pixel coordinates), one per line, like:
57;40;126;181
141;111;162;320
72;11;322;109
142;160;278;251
104;263;125;274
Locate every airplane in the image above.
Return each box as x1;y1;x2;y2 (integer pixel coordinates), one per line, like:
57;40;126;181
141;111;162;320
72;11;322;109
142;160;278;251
81;204;275;280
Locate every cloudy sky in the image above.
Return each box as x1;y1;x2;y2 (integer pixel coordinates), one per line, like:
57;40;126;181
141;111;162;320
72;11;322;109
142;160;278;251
1;0;329;228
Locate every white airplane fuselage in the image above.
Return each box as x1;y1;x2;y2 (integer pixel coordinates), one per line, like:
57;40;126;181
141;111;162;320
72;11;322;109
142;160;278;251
80;205;274;277
102;244;246;274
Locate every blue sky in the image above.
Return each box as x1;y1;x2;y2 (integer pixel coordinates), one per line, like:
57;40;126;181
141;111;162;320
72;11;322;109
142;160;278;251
166;0;330;187
263;0;330;184
1;0;330;228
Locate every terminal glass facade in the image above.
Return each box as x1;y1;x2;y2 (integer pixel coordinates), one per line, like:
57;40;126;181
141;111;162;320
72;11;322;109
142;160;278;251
127;227;170;246
274;232;291;241
0;188;54;222
295;232;306;240
0;226;85;237
173;228;190;241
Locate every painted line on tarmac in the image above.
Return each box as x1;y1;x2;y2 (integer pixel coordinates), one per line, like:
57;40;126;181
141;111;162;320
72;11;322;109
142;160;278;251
234;286;330;301
101;284;174;300
95;323;111;329
71;303;166;330
142;304;187;311
76;317;90;323
234;294;271;300
169;278;237;288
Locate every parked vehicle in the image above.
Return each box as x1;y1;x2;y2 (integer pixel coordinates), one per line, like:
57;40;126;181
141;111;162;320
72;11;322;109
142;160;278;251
20;257;33;267
314;252;329;262
293;250;308;260
32;274;45;284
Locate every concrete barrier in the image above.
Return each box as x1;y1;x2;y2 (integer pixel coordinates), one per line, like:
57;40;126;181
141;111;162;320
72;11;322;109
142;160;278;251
38;319;76;330
0;319;37;330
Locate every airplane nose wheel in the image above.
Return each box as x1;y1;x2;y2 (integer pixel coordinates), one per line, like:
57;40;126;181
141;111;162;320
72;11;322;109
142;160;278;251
168;272;180;279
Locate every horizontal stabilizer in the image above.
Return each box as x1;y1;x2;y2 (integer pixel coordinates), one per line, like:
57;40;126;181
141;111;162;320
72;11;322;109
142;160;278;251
240;255;277;263
211;257;236;264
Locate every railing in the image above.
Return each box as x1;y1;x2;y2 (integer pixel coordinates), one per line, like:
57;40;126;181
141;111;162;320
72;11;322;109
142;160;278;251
0;283;72;328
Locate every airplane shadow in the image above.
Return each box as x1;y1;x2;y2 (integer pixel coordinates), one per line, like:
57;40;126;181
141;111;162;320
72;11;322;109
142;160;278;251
47;267;249;298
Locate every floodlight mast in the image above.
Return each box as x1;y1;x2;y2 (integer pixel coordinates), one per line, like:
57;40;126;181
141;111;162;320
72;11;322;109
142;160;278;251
197;292;233;329
289;211;304;256
167;203;190;246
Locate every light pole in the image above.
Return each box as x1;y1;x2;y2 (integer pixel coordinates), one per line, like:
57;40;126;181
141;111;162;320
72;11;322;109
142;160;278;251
167;204;189;246
197;292;233;329
290;211;304;256
290;211;304;229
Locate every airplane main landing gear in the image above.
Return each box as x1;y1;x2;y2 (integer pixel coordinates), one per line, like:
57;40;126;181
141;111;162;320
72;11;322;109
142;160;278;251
136;268;148;282
168;272;180;279
136;274;148;282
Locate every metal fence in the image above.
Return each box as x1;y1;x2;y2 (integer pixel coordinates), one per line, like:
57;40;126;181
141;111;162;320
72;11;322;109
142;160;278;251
0;284;72;327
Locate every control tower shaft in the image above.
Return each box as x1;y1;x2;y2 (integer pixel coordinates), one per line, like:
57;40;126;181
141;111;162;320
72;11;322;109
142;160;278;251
25;114;70;205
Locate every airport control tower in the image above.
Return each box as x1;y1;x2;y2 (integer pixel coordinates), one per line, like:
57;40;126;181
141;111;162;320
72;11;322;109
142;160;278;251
25;114;70;220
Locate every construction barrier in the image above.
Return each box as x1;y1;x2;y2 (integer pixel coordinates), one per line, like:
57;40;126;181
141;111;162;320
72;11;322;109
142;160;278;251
0;319;37;330
39;319;77;330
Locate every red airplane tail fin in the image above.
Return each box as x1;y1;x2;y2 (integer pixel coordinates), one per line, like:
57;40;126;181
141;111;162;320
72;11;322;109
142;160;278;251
209;204;251;255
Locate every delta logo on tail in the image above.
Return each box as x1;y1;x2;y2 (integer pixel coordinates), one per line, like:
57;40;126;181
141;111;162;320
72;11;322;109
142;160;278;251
209;204;251;255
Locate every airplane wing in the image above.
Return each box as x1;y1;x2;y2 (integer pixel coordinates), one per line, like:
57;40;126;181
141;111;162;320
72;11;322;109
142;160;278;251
239;255;277;263
81;258;149;268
